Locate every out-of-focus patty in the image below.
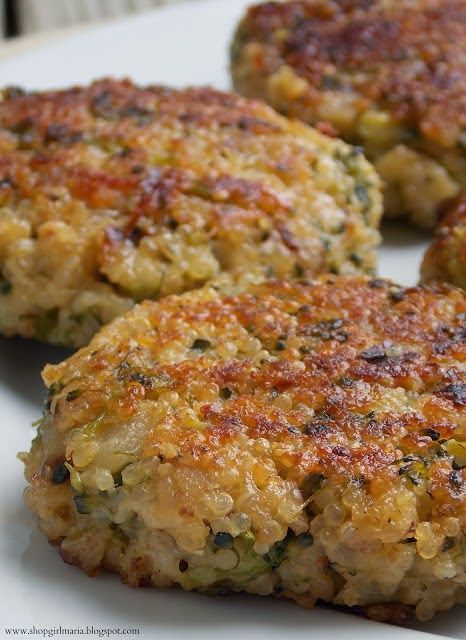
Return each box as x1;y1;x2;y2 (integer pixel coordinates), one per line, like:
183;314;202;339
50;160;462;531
421;196;466;289
0;78;381;348
22;276;466;622
231;0;466;229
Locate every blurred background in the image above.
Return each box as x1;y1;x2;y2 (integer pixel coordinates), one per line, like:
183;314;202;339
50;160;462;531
1;0;192;39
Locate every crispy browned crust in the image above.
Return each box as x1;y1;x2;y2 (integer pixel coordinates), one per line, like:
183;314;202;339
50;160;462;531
0;80;306;221
0;78;381;346
44;275;466;496
232;0;466;148
0;78;373;222
23;275;466;620
421;196;466;288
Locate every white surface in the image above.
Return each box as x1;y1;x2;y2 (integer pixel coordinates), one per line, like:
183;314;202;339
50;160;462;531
0;1;445;639
16;0;186;36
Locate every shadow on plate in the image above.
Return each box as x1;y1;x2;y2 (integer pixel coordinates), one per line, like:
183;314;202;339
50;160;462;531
0;337;72;408
17;525;374;634
380;220;432;249
14;520;463;639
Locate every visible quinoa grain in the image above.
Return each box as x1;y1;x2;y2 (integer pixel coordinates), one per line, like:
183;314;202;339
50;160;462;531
231;0;466;229
0;78;381;347
22;275;466;622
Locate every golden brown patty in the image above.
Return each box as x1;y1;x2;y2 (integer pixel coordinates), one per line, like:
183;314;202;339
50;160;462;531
231;0;466;228
22;276;466;622
421;196;466;288
0;78;381;348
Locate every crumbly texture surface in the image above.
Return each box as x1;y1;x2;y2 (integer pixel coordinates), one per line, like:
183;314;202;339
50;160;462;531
23;275;466;622
421;196;466;289
231;0;466;229
0;78;381;348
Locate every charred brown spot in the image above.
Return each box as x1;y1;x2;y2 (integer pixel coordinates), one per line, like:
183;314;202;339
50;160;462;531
332;445;351;457
3;86;26;99
137;167;190;215
277;223;300;251
437;383;466;406
236;115;281;134
305;318;348;342
192;174;290;215
0;177;14;189
368;278;387;289
45;123;82;144
104;227;126;245
10;117;34;134
421;428;440;441
305;421;330;437
90;91;115;118
449;469;464;488
365;602;416;626
236;0;466;142
389;288;406;303
360;345;386;362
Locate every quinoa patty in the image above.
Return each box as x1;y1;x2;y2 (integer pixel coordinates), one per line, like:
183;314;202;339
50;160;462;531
22;275;466;622
421;196;466;289
0;78;381;348
231;0;466;229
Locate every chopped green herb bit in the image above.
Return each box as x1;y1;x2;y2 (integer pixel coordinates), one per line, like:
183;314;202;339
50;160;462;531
296;532;314;547
350;252;363;266
112;470;124;487
264;537;289;568
294;263;305;278
0;278;11;294
421;428;440;441
443;537;456;552
302;473;326;497
213;532;234;549
34;308;59;341
355;185;370;210
129;372;153;387
52;462;70;485
73;494;91;515
191;339;212;352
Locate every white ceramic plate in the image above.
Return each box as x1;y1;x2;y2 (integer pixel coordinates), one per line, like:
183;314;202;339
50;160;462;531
0;1;456;638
